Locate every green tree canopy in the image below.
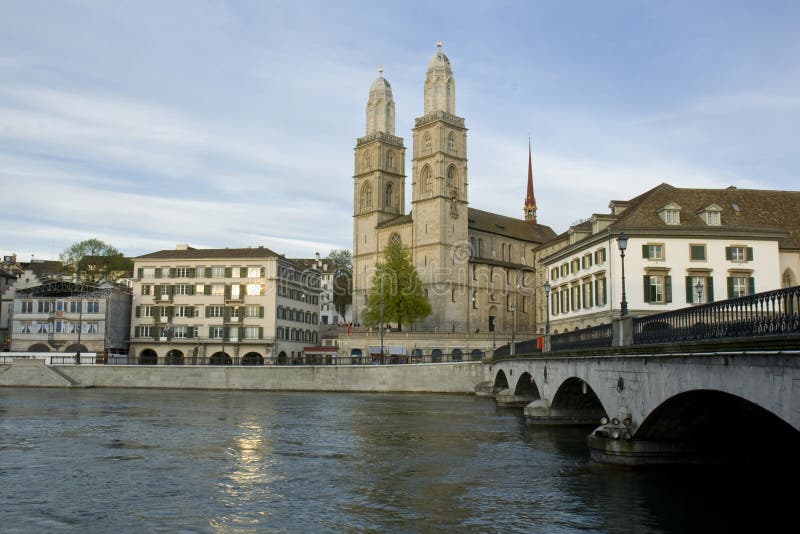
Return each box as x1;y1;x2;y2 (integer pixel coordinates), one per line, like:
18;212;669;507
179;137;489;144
362;240;431;331
60;238;130;280
328;249;353;319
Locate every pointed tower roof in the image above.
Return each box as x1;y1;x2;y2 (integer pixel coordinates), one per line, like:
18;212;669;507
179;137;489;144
366;65;395;135
524;135;537;224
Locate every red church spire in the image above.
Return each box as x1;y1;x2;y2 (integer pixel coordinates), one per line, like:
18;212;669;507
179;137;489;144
524;135;537;224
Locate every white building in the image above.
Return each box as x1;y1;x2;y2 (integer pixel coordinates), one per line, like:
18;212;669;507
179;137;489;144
129;245;322;365
540;183;800;333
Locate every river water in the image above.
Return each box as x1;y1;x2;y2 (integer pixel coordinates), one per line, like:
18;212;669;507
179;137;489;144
0;388;793;533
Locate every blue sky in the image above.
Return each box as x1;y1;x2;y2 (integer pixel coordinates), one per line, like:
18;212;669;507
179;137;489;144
1;1;798;262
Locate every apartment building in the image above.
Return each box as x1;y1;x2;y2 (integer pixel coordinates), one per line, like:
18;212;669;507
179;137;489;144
539;184;800;333
129;245;322;365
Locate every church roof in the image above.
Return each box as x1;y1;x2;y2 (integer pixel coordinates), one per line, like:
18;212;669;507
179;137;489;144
468;208;556;243
377;213;413;229
428;48;452;73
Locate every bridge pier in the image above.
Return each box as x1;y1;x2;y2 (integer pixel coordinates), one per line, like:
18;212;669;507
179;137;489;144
587;429;711;466
524;400;602;426
495;388;538;408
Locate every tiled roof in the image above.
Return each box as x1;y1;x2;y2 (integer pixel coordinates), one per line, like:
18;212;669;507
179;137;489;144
468;208;557;244
134;247;282;260
609;183;800;248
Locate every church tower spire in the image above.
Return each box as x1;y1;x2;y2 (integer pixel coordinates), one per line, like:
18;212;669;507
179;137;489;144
524;135;537;224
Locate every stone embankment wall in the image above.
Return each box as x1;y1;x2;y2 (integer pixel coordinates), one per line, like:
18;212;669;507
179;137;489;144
0;361;489;394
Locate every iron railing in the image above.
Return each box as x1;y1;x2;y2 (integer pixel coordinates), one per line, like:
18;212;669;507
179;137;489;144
493;339;543;358
634;285;800;344
551;323;613;351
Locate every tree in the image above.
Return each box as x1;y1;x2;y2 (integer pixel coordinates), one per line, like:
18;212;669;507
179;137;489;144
60;238;130;281
362;240;431;331
328;249;352;319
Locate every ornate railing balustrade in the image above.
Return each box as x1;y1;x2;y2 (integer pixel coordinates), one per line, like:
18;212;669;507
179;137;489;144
634;285;800;345
551;323;613;351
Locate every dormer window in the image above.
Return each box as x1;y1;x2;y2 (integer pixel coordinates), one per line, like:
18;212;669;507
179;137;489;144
698;203;723;226
657;203;682;225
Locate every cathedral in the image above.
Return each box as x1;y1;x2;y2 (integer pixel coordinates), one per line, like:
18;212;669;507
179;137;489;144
352;44;556;335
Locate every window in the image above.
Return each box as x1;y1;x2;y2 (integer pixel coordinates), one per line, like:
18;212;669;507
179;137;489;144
211;266;225;278
248;267;261;278
174;306;193;318
384;183;394;211
141;305;154;317
421;165;432;193
664;210;680;225
37;301;51;313
21;301;33;313
230;285;241;299
138;325;153;338
175;267;190;278
726;246;753;262
196;284;205;295
360;181;373;212
582;254;592;269
245;326;260;339
20;322;32;333
86;301;99;313
447;132;455;151
595;277;607;306
174;285;191;295
69;301;82;313
211;284;225;296
424;135;432;152
141;285;152;295
583;281;593;308
37;322;48;333
690;245;706;261
142;267;155;279
560;264;568;277
211;326;224;339
643;274;672;304
594;248;606;264
728;276;754;298
447;165;457;190
550;268;559;281
207;306;224;318
245;305;261;318
85;322;99;334
642;244;664;260
551;292;559;316
571;285;581;310
571;259;580;273
173;326;187;338
230;268;241;279
230;307;240;320
686;276;714;304
387;151;394;168
247;283;263;296
705;211;721;226
560;287;569;313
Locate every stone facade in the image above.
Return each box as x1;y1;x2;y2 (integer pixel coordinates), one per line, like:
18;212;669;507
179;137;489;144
352;45;556;336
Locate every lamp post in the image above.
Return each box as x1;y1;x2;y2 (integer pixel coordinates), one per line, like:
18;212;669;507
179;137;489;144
617;232;629;317
75;292;83;364
379;273;385;365
544;281;551;335
510;303;516;355
695;279;704;305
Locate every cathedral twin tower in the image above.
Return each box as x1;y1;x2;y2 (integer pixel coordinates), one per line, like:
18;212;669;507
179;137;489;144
352;44;554;333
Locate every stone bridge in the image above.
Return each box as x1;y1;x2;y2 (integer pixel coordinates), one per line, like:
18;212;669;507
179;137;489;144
487;336;800;465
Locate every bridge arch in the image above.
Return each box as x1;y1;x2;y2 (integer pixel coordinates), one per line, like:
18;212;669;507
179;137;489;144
550;377;608;425
493;370;509;392
634;389;800;462
513;372;541;399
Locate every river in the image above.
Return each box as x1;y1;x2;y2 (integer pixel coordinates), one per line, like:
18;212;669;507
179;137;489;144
0;388;793;532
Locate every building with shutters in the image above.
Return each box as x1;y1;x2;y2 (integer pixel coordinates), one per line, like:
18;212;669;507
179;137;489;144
539;183;800;333
129;245;321;365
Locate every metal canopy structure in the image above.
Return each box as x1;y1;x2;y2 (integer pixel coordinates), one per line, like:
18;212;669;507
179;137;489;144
16;278;129;299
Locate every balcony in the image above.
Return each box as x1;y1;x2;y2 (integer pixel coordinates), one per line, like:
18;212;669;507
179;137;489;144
158;294;172;302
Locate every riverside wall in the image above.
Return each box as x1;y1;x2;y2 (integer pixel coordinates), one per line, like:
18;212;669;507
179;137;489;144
0;360;489;394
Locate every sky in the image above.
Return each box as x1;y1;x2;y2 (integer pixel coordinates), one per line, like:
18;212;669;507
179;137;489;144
1;0;798;263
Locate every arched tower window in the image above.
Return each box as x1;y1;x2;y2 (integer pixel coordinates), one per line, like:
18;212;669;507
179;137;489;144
421;165;432;193
424;135;432;153
446;165;457;190
447;133;455;151
387;151;394;169
360;181;373;213
364;152;371;170
390;233;401;245
384;183;394;211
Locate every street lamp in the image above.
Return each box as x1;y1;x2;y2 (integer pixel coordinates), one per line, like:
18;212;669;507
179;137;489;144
695;279;704;305
544;281;551;335
617;232;629;317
